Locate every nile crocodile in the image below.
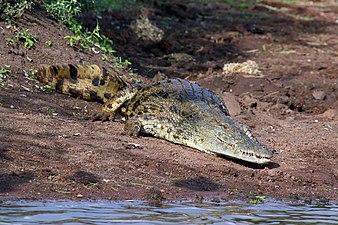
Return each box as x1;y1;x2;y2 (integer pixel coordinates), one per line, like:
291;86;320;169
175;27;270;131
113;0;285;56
38;64;273;164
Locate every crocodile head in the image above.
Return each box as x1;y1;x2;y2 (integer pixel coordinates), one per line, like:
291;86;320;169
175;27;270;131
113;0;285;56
191;115;273;165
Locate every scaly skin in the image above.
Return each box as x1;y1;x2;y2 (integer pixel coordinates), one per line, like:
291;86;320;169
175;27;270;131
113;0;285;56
38;64;273;164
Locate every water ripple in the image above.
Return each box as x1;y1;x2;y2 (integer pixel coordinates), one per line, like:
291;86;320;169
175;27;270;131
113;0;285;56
0;200;337;224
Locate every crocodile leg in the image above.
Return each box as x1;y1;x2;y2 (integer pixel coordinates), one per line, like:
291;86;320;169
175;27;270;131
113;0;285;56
92;86;139;121
124;114;175;139
124;116;143;136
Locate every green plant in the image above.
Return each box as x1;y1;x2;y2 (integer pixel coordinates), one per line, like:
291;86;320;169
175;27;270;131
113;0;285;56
227;0;256;9
23;68;38;81
16;29;37;49
47;107;57;114
86;182;99;188
0;0;33;24
43;1;131;70
65;20;131;69
301;16;314;22
0;65;11;87
55;189;71;194
281;0;298;4
238;2;251;9
93;0;138;12
43;0;94;23
6;37;15;46
101;54;109;61
66;18;83;33
45;40;53;47
193;0;256;9
65;21;115;54
127;72;141;83
309;26;317;32
44;85;56;93
111;56;131;69
249;195;267;204
43;0;80;23
0;66;11;75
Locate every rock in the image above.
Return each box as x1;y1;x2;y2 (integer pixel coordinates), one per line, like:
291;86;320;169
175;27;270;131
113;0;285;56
222;92;242;116
312;90;326;100
240;94;257;109
166;53;195;63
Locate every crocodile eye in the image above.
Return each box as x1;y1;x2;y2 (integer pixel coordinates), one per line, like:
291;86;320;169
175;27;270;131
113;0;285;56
220;124;230;130
213;119;230;130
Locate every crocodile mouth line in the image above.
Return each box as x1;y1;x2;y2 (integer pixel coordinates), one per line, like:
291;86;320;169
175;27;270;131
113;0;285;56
238;148;272;161
216;136;270;160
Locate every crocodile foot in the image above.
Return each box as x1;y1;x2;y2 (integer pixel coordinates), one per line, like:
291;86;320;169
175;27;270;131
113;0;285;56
124;117;142;137
91;111;116;122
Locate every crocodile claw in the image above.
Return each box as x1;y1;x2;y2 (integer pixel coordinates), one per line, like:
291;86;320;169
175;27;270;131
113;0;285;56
91;111;115;122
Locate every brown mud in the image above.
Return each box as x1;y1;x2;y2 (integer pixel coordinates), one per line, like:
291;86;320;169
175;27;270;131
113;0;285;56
0;0;337;202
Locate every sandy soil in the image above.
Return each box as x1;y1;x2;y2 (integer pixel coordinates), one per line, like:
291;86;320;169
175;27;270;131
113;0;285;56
0;0;337;202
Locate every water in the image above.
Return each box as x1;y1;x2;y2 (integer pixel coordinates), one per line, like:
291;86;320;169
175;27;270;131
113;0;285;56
0;199;337;224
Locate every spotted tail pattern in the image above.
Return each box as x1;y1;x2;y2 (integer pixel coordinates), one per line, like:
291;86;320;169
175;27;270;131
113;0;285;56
38;64;129;103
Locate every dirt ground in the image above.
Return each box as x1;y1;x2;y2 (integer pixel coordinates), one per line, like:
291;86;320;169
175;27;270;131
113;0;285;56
0;0;337;202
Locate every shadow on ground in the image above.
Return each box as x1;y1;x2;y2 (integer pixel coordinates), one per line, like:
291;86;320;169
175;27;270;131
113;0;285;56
0;172;34;193
81;1;336;78
68;171;101;185
174;176;222;191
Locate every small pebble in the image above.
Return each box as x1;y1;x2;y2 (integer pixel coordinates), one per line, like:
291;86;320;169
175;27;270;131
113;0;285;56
312;90;326;100
126;143;141;149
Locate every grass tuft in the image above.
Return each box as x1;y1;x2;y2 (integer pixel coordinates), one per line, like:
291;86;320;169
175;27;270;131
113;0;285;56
0;0;33;24
16;29;38;49
0;65;12;87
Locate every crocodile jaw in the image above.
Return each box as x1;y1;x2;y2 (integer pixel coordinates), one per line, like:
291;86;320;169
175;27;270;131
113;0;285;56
193;139;272;165
190;116;273;165
214;142;272;165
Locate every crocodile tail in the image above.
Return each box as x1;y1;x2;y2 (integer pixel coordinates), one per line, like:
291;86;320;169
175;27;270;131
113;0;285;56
38;64;129;103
